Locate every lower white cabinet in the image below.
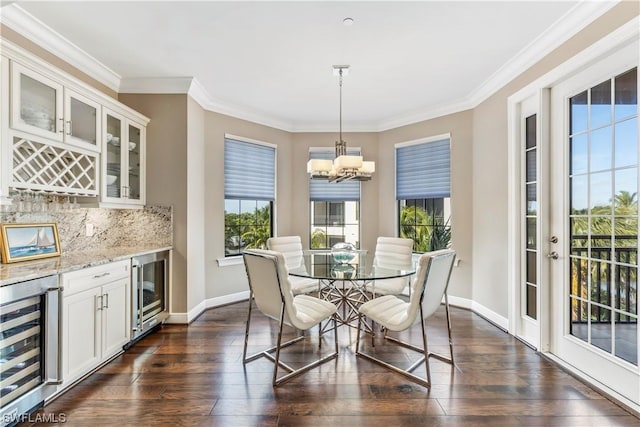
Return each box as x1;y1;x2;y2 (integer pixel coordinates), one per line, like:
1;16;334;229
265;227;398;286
61;259;130;385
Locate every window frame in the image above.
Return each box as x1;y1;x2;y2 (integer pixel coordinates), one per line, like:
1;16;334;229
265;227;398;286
395;134;452;252
223;134;276;257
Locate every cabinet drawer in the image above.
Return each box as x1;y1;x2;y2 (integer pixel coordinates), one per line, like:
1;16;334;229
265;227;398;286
62;259;130;296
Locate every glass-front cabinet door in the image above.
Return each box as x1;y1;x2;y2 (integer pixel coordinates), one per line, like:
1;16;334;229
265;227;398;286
11;62;101;152
102;108;145;207
64;89;101;151
127;123;142;202
11;62;64;141
104;111;123;200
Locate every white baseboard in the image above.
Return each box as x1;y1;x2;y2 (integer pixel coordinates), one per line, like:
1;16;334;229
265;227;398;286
542;352;640;416
165;290;250;324
447;295;509;331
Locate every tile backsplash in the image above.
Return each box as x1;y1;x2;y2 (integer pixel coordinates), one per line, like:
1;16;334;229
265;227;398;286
0;205;172;253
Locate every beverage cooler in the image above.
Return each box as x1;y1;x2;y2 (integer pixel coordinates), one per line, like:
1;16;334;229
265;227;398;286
0;275;60;426
130;251;169;343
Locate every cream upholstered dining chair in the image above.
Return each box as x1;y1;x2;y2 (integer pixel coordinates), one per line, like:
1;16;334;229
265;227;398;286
242;249;339;386
365;237;414;297
267;236;318;295
356;249;456;387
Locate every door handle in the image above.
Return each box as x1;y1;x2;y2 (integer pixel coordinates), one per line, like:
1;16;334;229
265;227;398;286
547;251;559;260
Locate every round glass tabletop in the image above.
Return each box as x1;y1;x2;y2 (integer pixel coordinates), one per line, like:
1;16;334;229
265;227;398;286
288;250;415;281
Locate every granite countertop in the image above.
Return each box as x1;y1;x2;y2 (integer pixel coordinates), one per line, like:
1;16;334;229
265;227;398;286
0;245;172;286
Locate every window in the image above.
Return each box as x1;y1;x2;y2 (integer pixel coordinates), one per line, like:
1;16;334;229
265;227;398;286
309;149;360;249
224;136;275;256
396;136;451;252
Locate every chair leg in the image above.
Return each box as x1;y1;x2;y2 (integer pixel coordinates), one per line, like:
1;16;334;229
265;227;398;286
355;313;363;354
371;318;375;347
420;313;432;386
242;293;254;362
333;314;339;356
245;303;339;387
445;294;455;366
425;299;457;369
356;307;456;388
272;305;287;386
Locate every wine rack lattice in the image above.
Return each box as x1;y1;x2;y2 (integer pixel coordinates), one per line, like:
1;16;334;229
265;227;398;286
12;136;98;195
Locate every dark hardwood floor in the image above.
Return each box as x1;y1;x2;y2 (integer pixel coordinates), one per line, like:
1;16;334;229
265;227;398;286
27;301;639;426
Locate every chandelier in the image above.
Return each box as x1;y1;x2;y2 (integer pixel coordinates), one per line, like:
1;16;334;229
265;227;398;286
307;65;375;182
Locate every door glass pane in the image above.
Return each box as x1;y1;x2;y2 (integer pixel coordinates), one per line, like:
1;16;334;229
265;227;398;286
570;176;588;213
615;119;638;168
615;315;638;365
526;218;537;249
523;113;537;322
570;90;588;134
526;149;536;182
570;297;588;342
568;68;638;365
570;257;588;298
590;126;612;172
106;115;122;199
20;73;56;132
615;168;638;213
615;68;637;120
69;97;97;145
128;124;141;200
590;306;612;353
570;217;589;252
570;134;588;175
526;284;537;319
526;250;537;283
526;184;537;215
141;260;165;321
590;80;612;129
589;171;612;213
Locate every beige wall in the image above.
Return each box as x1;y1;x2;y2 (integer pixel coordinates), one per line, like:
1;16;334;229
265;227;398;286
378;111;474;299
203;111;293;299
470;1;639;317
118;94;189;313
187;97;206;310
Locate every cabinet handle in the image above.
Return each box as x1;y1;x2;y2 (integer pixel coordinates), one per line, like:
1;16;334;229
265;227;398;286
96;294;103;311
103;293;109;309
93;272;111;279
58;118;64;133
66;120;72;136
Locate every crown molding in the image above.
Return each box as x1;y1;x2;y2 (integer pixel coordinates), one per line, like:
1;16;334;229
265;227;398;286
0;4;121;92
0;1;623;133
119;77;193;94
465;0;619;109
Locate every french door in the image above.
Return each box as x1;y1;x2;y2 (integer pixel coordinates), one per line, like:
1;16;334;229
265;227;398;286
550;41;639;405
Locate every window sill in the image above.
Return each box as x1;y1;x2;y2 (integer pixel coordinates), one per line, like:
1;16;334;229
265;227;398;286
217;256;244;267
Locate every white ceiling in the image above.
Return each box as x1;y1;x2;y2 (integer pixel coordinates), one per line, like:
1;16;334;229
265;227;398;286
0;1;618;131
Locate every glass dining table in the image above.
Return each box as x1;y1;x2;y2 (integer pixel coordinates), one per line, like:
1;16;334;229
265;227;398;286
288;250;416;330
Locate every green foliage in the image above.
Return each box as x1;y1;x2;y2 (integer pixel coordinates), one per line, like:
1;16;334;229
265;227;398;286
224;204;271;254
399;205;451;252
311;228;327;249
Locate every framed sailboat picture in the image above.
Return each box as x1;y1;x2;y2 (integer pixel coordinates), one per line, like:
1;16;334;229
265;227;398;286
0;223;61;263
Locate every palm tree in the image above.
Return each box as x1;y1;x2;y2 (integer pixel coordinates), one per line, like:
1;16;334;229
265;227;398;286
240;205;271;249
399;205;451;251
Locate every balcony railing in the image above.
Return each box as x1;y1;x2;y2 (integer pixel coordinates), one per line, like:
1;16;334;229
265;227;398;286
571;234;637;324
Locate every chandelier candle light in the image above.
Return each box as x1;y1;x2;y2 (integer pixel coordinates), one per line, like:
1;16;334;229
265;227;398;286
307;65;375;182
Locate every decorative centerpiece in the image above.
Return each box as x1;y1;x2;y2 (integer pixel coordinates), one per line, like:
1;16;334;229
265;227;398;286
331;242;357;264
